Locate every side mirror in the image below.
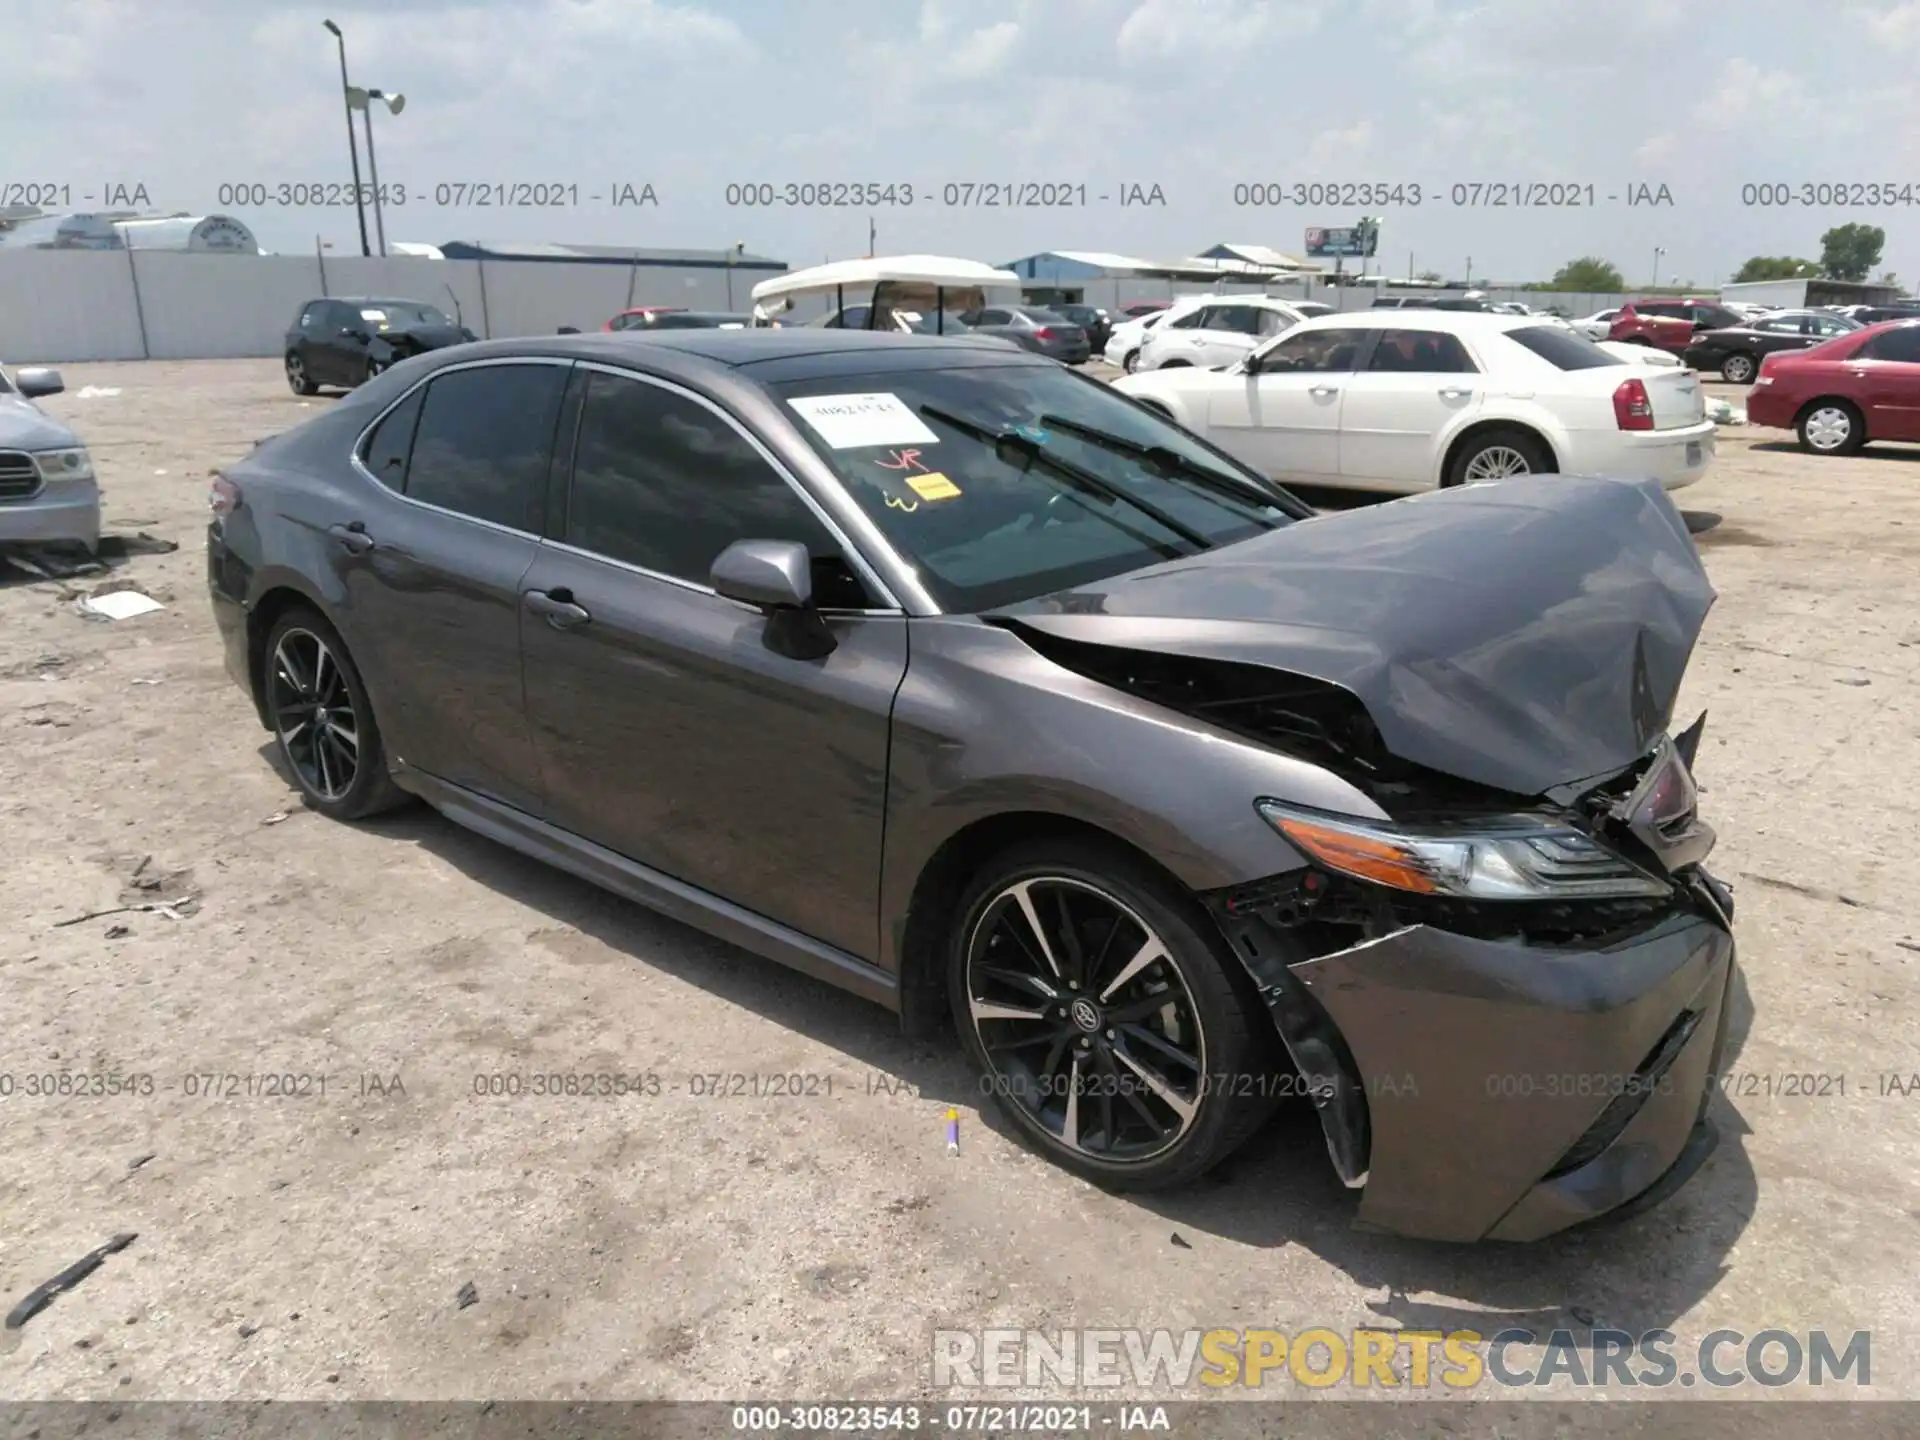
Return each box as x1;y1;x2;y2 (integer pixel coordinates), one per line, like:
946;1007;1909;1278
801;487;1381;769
711;539;836;659
1240;352;1261;375
14;366;64;398
712;538;812;610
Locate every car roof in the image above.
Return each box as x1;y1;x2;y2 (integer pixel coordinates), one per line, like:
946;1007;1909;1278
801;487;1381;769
1288;309;1537;334
417;327;1043;383
317;296;440;306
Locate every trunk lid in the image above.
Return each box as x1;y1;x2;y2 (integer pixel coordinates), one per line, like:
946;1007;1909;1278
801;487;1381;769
995;474;1714;797
1638;366;1706;428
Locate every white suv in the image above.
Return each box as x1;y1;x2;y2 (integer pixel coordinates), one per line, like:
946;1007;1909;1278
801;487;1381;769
1136;297;1307;371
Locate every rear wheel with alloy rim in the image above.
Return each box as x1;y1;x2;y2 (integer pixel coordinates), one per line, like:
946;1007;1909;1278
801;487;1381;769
1719;352;1756;383
285;352;318;396
263;607;409;820
1797;400;1864;454
1446;427;1552;487
1122;349;1142;373
949;839;1281;1189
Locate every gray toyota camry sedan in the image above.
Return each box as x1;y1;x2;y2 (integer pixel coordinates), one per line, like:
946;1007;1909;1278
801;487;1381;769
207;329;1736;1242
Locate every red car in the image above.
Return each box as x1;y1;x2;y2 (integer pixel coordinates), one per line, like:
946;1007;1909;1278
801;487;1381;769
1608;299;1743;354
1747;318;1920;454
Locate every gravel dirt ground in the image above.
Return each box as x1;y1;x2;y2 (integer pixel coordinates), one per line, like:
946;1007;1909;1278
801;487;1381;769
2;358;1917;1405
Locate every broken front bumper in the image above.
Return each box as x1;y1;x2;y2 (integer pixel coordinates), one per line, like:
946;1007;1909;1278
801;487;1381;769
1212;875;1736;1243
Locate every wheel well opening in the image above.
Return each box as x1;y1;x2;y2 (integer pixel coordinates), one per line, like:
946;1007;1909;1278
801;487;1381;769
245;587;314;725
895;812;1188;1040
1442;420;1557;484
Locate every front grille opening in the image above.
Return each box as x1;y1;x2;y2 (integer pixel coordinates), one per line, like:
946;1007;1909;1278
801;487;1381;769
0;451;42;502
1542;1007;1704;1180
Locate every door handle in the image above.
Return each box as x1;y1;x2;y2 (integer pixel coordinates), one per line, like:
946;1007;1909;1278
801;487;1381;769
327;522;374;554
524;588;591;629
1438;387;1473;399
1309;384;1339;396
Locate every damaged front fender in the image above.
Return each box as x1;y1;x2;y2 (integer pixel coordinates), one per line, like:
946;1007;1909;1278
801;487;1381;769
1212;894;1736;1242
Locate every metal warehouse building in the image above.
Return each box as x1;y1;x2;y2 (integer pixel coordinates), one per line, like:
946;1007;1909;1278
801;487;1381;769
435;241;787;311
1001;247;1322;308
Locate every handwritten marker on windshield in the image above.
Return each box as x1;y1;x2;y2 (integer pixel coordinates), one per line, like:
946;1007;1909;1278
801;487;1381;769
946;1108;960;1154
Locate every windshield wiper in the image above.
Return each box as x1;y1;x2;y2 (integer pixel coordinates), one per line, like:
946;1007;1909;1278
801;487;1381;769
918;403;1214;553
1036;413;1312;522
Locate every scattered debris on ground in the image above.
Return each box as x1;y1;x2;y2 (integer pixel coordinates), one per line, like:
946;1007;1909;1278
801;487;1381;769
4;1234;138;1330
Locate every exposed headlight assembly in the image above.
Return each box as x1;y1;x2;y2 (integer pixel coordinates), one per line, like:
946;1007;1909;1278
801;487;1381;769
33;447;94;483
1257;801;1672;901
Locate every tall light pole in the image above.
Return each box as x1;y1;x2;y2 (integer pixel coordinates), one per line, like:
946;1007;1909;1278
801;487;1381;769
724;240;745;307
1652;246;1666;288
322;20;371;257
348;86;405;258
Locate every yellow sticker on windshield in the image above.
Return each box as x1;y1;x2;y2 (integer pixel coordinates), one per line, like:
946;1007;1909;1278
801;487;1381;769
906;471;961;501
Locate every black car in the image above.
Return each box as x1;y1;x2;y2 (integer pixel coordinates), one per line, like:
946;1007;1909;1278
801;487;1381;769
207;328;1736;1241
1053;304;1112;352
1681;309;1862;383
608;310;751;331
285;297;475;395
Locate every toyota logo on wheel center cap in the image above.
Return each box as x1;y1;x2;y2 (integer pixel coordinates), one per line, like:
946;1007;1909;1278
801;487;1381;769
1069;999;1101;1032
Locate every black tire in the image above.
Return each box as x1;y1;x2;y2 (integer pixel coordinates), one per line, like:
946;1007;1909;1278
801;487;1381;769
1796;399;1865;455
262;606;410;821
947;837;1282;1191
285;351;319;396
1445;426;1553;487
1718;352;1757;384
1122;349;1142;373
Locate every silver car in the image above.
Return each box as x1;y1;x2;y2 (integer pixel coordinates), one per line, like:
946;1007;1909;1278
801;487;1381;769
0;364;99;552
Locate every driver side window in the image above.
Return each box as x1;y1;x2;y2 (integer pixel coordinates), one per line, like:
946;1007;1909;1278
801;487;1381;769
1256;328;1367;372
1167;308;1210;329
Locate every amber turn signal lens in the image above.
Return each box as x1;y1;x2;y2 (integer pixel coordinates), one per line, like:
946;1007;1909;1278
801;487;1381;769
1272;815;1439;894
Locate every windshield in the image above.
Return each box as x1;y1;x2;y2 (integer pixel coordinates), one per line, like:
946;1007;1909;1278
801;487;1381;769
770;363;1303;611
361;302;450;328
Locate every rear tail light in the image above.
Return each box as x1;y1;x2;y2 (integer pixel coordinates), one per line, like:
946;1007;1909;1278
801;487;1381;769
1032;327;1055;340
1613;377;1654;430
209;472;241;517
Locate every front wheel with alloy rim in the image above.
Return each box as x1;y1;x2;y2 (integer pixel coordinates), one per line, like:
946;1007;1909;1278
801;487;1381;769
1445;427;1552;487
1797;400;1865;454
949;839;1282;1189
263;607;410;820
285;352;318;396
1719;352;1756;383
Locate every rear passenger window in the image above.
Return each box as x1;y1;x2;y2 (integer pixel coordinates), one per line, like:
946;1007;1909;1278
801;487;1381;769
404;364;565;531
359;388;423;490
568;371;873;607
1368;329;1478;373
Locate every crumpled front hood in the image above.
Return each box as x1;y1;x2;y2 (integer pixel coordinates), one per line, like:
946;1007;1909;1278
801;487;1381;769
996;475;1716;797
0;394;79;449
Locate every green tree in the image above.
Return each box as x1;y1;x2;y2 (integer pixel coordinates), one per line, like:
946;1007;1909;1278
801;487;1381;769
1819;224;1885;283
1733;255;1820;282
1548;256;1624;291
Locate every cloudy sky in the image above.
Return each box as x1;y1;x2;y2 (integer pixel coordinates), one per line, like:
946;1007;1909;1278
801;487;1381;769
8;0;1919;284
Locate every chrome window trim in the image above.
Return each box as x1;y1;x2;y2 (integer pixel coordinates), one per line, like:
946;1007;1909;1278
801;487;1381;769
349;351;937;614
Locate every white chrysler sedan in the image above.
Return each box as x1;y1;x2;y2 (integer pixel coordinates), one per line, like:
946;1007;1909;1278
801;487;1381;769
1111;310;1715;493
